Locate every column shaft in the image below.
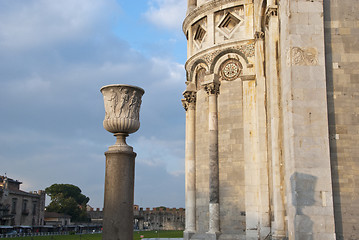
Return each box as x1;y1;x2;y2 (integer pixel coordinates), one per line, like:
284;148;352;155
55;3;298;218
254;32;271;238
103;148;136;240
208;93;219;233
183;88;197;240
267;6;286;239
186;102;196;233
203;77;220;237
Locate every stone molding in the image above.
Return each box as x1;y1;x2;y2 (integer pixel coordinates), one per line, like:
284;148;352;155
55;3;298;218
185;40;254;71
186;41;255;83
183;0;252;33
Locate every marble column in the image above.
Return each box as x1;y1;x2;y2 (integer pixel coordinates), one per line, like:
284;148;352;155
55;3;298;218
203;74;220;240
183;83;197;240
266;6;286;239
254;31;271;238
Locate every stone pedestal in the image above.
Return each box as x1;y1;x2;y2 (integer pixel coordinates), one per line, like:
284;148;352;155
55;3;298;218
103;135;136;240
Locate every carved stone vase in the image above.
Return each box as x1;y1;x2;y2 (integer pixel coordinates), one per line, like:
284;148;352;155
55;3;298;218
101;84;145;148
101;84;145;134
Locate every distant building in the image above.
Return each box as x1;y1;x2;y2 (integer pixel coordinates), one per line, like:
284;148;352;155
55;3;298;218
44;212;71;226
134;206;185;231
87;205;185;231
0;176;45;226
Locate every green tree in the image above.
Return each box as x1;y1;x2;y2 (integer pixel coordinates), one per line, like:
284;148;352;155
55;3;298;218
45;184;90;222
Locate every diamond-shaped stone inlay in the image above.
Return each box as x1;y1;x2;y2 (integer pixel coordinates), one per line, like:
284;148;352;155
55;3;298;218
217;12;242;38
194;25;206;43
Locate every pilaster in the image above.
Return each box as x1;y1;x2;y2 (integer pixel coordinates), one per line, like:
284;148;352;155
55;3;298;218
279;1;336;239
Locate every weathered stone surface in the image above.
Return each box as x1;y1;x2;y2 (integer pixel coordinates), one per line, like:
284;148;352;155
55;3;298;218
183;0;357;239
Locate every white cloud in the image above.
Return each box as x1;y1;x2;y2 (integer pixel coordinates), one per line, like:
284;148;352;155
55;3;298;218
132;135;185;175
0;0;120;50
144;0;186;30
150;57;185;86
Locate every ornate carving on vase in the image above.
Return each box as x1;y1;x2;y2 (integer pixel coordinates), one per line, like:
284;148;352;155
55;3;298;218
220;59;242;81
101;85;145;134
204;82;220;96
289;47;319;66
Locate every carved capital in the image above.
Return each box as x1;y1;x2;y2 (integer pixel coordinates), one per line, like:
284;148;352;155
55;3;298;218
203;82;220;96
254;31;265;41
265;6;278;25
266;6;278;18
183;91;197;110
181;99;188;111
183;82;197;110
202;74;220;96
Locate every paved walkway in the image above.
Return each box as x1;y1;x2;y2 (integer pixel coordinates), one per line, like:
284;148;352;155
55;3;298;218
142;239;183;240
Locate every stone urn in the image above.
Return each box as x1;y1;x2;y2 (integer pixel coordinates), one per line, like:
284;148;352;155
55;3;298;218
100;84;145;240
100;84;145;147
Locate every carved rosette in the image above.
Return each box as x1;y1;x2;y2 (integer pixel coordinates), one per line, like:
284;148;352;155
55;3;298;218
101;84;145;134
220;59;242;81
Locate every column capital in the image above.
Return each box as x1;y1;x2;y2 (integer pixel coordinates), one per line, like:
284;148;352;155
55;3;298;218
265;5;278;26
183;82;197;110
202;74;220;96
254;31;265;41
181;99;189;111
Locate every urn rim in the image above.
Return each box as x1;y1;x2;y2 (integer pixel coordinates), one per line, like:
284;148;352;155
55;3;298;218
100;84;145;95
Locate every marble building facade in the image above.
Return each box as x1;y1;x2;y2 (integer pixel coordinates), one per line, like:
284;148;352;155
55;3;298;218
182;0;359;239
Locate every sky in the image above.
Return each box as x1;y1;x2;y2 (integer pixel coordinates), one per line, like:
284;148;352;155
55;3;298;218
0;0;188;208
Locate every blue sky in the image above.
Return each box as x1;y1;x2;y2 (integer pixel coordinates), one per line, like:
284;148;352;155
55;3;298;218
0;0;188;208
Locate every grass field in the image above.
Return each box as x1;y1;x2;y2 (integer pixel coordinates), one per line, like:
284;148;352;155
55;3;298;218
3;231;183;240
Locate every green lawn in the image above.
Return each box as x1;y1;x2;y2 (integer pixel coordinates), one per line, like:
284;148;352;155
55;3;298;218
134;230;183;239
3;231;183;240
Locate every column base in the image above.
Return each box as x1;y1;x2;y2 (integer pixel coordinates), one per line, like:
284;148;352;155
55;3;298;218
272;234;287;240
183;230;196;240
205;232;220;240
